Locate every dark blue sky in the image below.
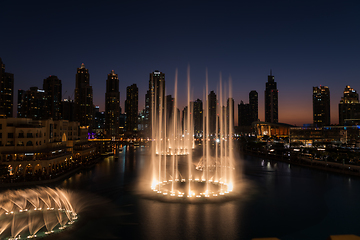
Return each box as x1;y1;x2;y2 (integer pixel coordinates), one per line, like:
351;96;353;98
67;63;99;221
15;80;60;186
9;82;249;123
1;0;360;125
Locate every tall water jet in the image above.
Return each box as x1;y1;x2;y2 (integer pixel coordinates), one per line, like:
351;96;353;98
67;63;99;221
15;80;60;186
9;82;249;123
150;69;236;200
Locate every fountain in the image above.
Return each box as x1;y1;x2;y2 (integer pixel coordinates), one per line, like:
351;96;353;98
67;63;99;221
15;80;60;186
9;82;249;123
150;68;236;200
0;187;79;239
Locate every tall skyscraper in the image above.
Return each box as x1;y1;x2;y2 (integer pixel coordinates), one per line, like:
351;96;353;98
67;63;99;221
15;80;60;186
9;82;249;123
249;90;258;122
105;70;120;137
146;71;165;134
43;75;62;120
75;63;93;129
339;85;360;125
265;70;278;123
208;91;217;135
227;97;234;130
193;98;203;136
125;84;138;133
0;58;14;117
313;86;330;127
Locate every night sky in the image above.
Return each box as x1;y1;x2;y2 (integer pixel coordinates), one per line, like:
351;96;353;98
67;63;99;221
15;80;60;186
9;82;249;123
1;0;360;126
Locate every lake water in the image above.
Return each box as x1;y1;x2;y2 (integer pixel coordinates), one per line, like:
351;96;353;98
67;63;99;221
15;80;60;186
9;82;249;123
48;145;360;239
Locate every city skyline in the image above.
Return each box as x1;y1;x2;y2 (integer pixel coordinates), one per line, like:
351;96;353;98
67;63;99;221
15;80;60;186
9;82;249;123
1;1;359;126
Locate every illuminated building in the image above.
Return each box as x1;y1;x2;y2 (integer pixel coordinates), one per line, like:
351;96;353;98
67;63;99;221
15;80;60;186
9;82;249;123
105;70;120;137
125;84;138;133
0;58;14;117
75;63;93;129
146;70;165;134
339;85;360;125
43;75;62;120
0;117;80;177
313;86;330;127
265;70;278;123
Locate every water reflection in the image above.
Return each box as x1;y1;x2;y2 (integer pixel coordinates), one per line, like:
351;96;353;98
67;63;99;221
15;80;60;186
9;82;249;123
41;147;360;239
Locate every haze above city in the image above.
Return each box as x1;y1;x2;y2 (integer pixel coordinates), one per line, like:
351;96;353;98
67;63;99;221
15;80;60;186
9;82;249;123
1;0;359;126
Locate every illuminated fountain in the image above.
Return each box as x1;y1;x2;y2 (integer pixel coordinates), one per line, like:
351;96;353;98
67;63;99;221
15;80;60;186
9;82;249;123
150;68;235;200
0;187;79;239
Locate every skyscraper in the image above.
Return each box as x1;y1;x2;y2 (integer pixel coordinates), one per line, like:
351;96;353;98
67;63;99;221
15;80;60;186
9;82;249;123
75;63;93;129
0;58;14;117
17;87;48;120
193;99;203;136
43;75;62;120
208;91;217;135
238;90;258;127
265;70;278;123
146;71;165;134
125;84;138;133
313;86;330;127
249;90;258;122
339;85;360;125
105;70;120;136
227;97;234;131
17;89;25;118
238;101;251;126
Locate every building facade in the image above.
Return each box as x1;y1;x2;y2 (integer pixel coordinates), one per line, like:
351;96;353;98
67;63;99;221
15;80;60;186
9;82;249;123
265;70;278;123
0;58;14;117
193;99;203;136
146;71;165;136
43;75;62;120
125;84;138;134
75;63;93;129
249;90;258;122
313;86;330;127
208;90;217;135
17;87;48;120
339;85;360;125
105;70;120;137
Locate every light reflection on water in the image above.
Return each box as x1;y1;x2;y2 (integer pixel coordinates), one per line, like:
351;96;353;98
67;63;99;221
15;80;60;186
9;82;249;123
43;147;360;239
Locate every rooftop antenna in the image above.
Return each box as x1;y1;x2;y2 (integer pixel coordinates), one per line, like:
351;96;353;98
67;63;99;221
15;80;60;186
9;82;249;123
270;69;272;76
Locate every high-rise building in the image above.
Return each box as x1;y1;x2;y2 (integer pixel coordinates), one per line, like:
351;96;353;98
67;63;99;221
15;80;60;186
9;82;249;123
313;86;330;127
146;71;165;135
249;90;258;122
208;91;217;135
238;101;251;126
105;70;120;137
17;89;25;118
265;70;278;123
339;85;360;125
75;63;93;129
238;90;258;127
43;75;62;120
227;98;234;131
125;84;138;133
0;58;14;117
193;99;203;136
61;98;75;121
18;87;48;120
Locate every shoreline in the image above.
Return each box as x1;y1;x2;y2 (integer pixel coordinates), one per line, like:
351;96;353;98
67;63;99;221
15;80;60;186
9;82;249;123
0;156;105;189
243;149;360;178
